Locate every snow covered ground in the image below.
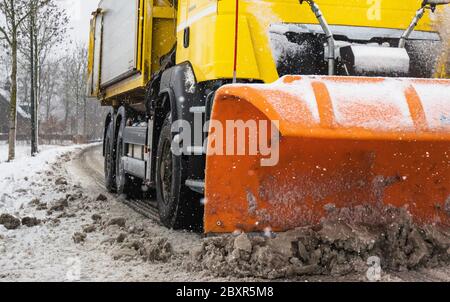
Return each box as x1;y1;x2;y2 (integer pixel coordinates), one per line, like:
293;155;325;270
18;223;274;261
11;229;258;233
0;144;448;281
0;143;72;163
0;144;218;281
0;143;82;213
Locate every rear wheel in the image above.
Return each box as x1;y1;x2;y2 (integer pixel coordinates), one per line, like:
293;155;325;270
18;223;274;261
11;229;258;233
104;123;116;192
116;119;133;196
156;113;203;230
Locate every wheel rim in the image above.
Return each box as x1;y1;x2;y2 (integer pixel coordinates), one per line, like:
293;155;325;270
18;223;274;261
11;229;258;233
160;139;173;205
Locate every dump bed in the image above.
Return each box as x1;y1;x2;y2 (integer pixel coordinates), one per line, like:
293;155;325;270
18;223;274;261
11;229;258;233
87;0;176;104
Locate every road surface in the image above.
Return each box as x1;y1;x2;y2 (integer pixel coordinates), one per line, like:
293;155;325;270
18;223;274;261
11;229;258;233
0;144;448;281
76;145;450;282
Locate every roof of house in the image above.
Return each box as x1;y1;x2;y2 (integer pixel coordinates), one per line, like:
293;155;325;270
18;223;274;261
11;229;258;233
0;91;31;120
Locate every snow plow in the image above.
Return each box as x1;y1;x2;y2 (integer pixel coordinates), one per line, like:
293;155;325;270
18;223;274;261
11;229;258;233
205;0;450;233
88;0;450;233
205;76;450;233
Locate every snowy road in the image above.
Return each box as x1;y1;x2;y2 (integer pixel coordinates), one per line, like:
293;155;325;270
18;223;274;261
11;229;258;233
0;144;210;281
65;146;450;282
0;144;449;281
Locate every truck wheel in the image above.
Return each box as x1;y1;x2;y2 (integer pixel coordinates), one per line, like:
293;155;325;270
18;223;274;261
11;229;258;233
156;113;203;230
104;122;116;192
115;118;133;196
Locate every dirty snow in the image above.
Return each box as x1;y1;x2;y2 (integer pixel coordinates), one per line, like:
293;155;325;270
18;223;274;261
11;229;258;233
0;145;232;281
188;206;450;280
184;68;196;94
0;144;448;281
0;144;82;212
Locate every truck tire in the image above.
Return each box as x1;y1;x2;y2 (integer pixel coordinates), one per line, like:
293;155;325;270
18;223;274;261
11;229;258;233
104;122;116;192
115;117;134;196
156;113;203;230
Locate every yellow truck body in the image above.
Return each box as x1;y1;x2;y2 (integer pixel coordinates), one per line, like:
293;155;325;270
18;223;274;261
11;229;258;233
87;0;438;105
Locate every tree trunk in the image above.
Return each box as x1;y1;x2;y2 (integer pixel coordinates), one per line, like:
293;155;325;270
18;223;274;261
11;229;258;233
83;97;87;137
30;8;37;156
8;36;18;162
64;97;69;134
34;28;39;149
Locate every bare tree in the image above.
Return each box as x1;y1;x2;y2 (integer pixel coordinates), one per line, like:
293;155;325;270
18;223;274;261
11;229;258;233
61;44;88;136
0;0;31;161
40;58;60;123
61;54;73;134
19;0;68;154
17;65;30;108
0;46;10;82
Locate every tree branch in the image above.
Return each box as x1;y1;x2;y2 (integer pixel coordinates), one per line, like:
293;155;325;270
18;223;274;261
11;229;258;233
0;26;11;45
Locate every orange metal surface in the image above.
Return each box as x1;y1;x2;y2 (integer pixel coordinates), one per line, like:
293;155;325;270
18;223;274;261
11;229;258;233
204;76;450;233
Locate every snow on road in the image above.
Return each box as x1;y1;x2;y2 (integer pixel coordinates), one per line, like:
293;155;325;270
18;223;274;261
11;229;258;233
0;144;448;282
0;144;225;281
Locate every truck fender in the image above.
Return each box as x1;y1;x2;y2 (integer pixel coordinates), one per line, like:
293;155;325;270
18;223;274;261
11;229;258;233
158;62;198;124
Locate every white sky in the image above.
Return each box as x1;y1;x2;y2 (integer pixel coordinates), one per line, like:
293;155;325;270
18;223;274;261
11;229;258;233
59;0;100;45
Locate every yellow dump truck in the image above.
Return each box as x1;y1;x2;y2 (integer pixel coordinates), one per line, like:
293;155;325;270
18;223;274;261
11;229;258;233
88;0;450;233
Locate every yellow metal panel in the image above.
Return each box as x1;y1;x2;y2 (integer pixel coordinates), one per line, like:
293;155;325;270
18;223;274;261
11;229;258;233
87;18;95;81
151;1;177;76
136;0;145;72
103;75;144;100
151;17;177;74
95;0;442;103
176;0;191;64
153;6;176;19
185;14;261;81
218;0;434;31
87;17;96;97
178;0;438;84
142;0;154;82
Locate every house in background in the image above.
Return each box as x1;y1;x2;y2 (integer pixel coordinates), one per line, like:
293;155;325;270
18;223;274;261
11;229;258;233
0;93;31;141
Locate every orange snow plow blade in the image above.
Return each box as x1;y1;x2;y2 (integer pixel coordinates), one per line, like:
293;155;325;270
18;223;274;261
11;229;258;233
204;76;450;233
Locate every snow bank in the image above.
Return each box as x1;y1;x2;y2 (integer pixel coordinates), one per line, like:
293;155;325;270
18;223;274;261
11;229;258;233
0;144;81;212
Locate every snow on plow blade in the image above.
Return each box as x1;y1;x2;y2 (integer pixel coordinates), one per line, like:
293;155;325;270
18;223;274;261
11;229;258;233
204;76;450;233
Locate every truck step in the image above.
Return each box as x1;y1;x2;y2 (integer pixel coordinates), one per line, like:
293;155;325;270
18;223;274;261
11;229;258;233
123;157;146;179
185;179;205;194
123;126;147;145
